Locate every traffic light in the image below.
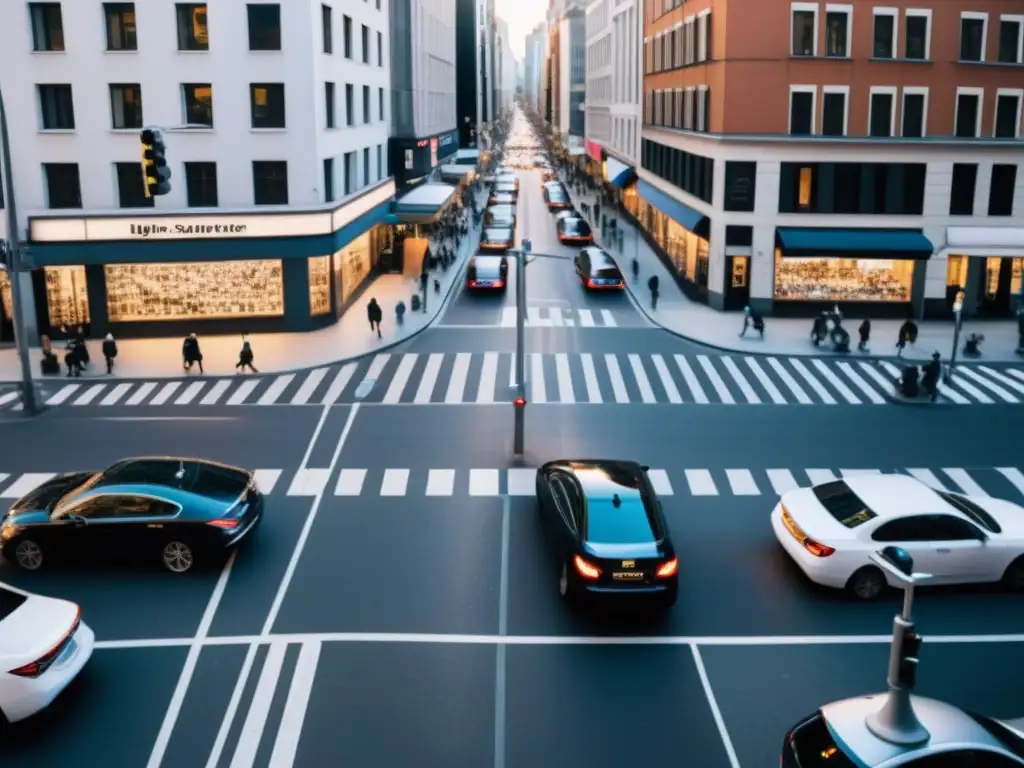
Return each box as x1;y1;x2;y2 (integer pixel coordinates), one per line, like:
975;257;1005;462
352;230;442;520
140;128;172;197
894;623;923;689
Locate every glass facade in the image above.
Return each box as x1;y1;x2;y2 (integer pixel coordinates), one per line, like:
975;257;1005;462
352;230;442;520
0;270;11;321
308;256;331;316
44;266;90;327
624;185;709;287
333;233;372;307
985;257;1023;297
774;253;915;302
104;260;285;321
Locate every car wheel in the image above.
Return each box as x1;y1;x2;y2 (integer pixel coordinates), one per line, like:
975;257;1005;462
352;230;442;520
558;562;571;599
1002;557;1024;591
846;566;886;600
161;540;196;574
13;539;45;570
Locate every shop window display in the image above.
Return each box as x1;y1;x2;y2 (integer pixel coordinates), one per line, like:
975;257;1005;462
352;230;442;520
105;260;284;322
0;270;12;321
774;253;914;302
629;191;708;286
308;256;331;316
333;233;372;307
44;266;91;327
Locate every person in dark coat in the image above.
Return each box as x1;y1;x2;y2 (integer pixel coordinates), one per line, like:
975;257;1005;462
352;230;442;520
647;274;660;310
64;339;84;377
236;334;258;373
74;326;90;368
858;319;871;352
102;333;118;374
896;320;918;358
367;298;383;339
183;333;204;373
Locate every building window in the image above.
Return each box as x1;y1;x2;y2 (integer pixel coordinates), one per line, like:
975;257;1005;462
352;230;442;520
377;144;383;180
778;161;926;215
791;4;816;56
872;9;897;58
697;12;709;61
253;161;288;205
176;4;209;51
949;163;977;215
309;256;331;316
904;10;930;60
322;4;333;53
343;15;352;58
363;85;370;123
901;88;927;137
988;164;1018;216
789;86;815;135
184;162;218;206
44;267;90;328
377;30;383;66
325;82;336;128
250;83;285;128
723;161;756;212
821;88;847;136
954;88;982;138
344;151;355;194
247;4;281;51
38;85;75;130
825;6;851;58
115;162;153;208
104;3;137;51
182;83;213;126
43;163;81;209
960;13;987;62
774;253;915;304
999;15;1024;63
378;87;384;120
29;3;64;51
361;24;370;63
994;90;1022;138
363;147;370;186
345;83;354;125
109;84;143;129
868;88;895;137
323;157;334;202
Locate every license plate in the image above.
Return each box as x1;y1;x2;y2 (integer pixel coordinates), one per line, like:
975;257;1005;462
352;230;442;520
55;637;77;665
613;572;644;580
476;281;492;287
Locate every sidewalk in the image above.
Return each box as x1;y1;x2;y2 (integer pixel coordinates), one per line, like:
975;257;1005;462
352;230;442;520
0;187;486;382
563;178;1023;364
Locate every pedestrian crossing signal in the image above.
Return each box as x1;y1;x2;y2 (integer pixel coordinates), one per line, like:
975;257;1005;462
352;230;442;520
140;127;172;197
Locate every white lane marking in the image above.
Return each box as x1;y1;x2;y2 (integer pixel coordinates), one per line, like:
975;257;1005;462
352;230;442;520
175;381;206;405
942;373;992;403
578;309;595;327
789;359;836;404
877;360;903;380
477;352;499;403
150;382;182;406
906;468;950;491
0;473;57;499
335;468;367;496
836;361;885;404
445;353;472;403
996;468;1024;498
291;368;329;405
322;363;357;404
743;358;786;404
253;469;282;495
365;353;390;380
580;353;603;403
697;356;734;404
228;641;288;768
527;306;547;326
226;380;259;405
0;473;7;490
839;469;880;477
72;384;107;406
99;383;133;406
605;354;630;403
647;469;673;496
766;469;799;495
500;307;516;327
685;469;718;496
530;353;547;403
811;360;860;404
548;307;564;327
508;352;517;388
258;374;295;405
856;361;898;396
555;353;575;403
470;468;500;496
507;468;535;496
426;469;456;496
806;469;837;485
415;353;444;403
651;355;682;403
600;309;617;327
674;355;708;403
125;382;157;406
766;358;811;404
978;366;1024;395
957;366;1018;402
380;468;410;496
267;641;322;768
286;468;330;497
721;357;760;404
942;468;989;497
628;354;656;403
46;384;81;405
200;380;232;405
690;645;742;768
0;391;19;407
725;469;759;496
1005;368;1024;385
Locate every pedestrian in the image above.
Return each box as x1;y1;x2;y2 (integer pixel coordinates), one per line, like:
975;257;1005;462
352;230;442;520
896;319;917;358
367;297;383;339
631;256;639;282
739;306;752;337
236;334;258;373
858;319;871;352
182;333;204;373
40;335;60;376
648;274;660;311
102;332;118;374
64;338;83;377
74;325;90;369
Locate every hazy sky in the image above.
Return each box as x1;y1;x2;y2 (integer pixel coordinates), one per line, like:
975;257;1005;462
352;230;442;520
496;0;546;60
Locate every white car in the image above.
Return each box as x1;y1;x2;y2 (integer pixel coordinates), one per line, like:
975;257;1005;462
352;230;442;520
0;582;94;725
770;473;1024;600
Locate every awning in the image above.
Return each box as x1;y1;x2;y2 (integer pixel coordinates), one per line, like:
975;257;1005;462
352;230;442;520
775;227;935;260
636;179;710;238
438;165;475;184
946;226;1024;251
605;157;635;188
392;183;458;224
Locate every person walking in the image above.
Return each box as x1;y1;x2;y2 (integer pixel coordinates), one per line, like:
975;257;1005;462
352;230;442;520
367;297;383;339
648;274;660;310
236;334;258;373
102;333;118;374
857;319;871;352
183;333;204;373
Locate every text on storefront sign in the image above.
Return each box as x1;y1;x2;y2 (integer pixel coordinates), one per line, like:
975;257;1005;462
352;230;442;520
130;223;248;237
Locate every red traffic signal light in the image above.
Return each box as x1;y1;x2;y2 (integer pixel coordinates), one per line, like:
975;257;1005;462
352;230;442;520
514;396;526;408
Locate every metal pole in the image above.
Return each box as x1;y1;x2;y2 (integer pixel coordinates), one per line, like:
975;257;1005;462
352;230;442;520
513;249;526;459
947;307;962;382
0;86;40;415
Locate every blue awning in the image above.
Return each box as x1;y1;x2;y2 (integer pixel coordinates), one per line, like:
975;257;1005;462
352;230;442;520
393;183;458;224
636;179;709;238
605;157;636;188
775;227;935;260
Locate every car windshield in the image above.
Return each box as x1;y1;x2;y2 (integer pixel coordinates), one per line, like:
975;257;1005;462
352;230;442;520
91;459;249;502
0;585;28;622
811;481;877;528
563;219;590;235
484;229;511;242
937;491;1002;533
471;261;503;278
594;267;622;279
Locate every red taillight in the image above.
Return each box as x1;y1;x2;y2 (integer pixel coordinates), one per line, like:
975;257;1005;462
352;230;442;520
469;280;478;287
573;555;601;580
207;519;240;529
586;279;596;288
803;539;835;557
9;606;81;678
656;557;678;578
492;280;504;288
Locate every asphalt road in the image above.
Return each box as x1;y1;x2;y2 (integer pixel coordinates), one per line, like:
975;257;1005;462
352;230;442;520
2;118;1023;768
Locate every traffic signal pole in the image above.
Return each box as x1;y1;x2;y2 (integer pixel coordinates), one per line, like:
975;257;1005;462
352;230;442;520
512;243;528;462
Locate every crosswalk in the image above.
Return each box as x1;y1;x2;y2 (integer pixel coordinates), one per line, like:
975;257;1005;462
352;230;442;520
498;306;621;327
5;353;1024;409
2;466;1023;499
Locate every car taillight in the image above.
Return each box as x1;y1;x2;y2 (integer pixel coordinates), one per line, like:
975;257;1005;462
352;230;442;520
207;519;240;529
586;279;596;288
781;505;835;558
573;555;601;580
656;557;678;578
9;606;81;678
468;280;478;287
492;280;504;288
803;539;835;557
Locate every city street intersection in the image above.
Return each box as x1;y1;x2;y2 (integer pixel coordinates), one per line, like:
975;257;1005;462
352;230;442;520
1;158;1023;767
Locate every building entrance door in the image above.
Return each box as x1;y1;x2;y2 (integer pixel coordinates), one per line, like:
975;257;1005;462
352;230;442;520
724;255;750;310
977;257;1023;316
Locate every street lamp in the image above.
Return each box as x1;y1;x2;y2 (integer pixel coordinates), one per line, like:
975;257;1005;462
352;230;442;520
511;238;531;462
946;290;965;384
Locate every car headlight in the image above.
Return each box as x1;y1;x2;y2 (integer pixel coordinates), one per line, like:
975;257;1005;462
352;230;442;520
1;524;24;540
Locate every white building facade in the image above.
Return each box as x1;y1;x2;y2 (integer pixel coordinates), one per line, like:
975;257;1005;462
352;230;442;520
523;24;546;113
495;18;517;116
585;0;640;164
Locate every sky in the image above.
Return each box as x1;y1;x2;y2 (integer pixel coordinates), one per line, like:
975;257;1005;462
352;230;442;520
496;0;546;61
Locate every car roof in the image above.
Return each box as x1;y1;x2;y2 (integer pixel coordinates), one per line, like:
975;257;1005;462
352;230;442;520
842;474;954;521
484;225;512;234
472;255;505;266
581;246;613;261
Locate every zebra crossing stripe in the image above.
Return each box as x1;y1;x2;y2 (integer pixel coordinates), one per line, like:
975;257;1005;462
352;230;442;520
150;382;181;405
766;469;799;495
47;384;80;405
956;366;1018;402
380;468;410;496
811;359;860;404
979;366;1024;395
906;468;950;491
629;354;657;403
231;641;287;767
684;469;717;496
73;383;106;406
322;363;357;404
477;352;499;403
126;381;157;405
0;391;19;407
201;379;232;405
651;355;682;403
579;309;595;327
266;641;320;767
580;353;602;403
175;381;205;405
291;368;328;405
415;354;443;403
790;359;836;404
606;354;629;403
836;361;885;404
726;469;759;495
531;353;547;403
942;468;990;497
721;357;759;404
944;373;991;403
674;355;708;403
767;357;811;404
697;355;733;403
997;467;1024;496
806;469;837;484
445;353;471;403
555;353;574;403
600;309;616;327
745;358;786;404
259;375;294;405
252;469;283;494
646;469;673;496
100;382;133;406
426;469;456;496
335;468;367;496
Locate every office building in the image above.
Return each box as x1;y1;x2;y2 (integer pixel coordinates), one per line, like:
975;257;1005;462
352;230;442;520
455;0;496;148
525;24;546;112
495;18;518;115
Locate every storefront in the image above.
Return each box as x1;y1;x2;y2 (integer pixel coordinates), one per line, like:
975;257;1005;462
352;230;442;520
934;227;1024;318
26;179;395;339
0;269;12;342
388;129;460;191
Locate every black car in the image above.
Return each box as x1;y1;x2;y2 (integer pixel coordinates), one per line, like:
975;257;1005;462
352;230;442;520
556;216;593;244
466;255;509;292
484;204;516;227
480;226;514;253
574;247;624;290
535;459;678;607
0;458;264;574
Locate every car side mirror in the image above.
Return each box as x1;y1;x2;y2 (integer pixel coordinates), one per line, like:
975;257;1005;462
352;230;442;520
640;465;650;472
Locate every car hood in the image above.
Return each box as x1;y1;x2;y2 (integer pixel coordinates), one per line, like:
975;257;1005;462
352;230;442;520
6;472;92;516
0;589;80;662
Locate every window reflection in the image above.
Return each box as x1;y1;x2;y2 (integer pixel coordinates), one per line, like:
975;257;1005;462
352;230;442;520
624;186;708;288
0;270;12;321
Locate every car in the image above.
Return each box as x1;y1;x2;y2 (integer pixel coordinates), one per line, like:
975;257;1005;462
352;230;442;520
487;191;516;207
466;255;508;292
480;226;514;253
0;457;266;574
535;460;678;607
553;208;579;223
770;473;1024;600
541;168;557;182
484;204;516;228
494;174;519;191
574;247;624;290
544;187;571;210
556;215;593;244
0;582;94;725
